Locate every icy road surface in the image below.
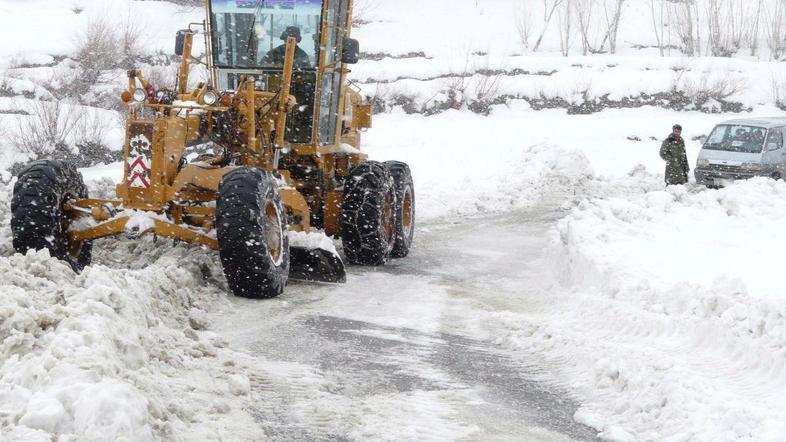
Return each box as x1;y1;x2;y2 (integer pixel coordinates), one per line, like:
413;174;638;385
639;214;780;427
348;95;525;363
210;206;598;441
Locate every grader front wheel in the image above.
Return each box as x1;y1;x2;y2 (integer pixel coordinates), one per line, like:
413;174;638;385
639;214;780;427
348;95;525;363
340;161;397;266
11;160;92;272
216;168;290;298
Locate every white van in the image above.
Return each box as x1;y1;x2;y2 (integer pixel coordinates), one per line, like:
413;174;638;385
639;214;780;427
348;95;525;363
695;117;786;187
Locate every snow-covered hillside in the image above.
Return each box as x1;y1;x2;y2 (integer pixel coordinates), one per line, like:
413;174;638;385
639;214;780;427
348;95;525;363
2;0;786;441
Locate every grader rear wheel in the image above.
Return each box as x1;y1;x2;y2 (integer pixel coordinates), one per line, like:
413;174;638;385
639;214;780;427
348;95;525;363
216;168;289;298
11;160;92;272
385;161;415;258
340;161;396;266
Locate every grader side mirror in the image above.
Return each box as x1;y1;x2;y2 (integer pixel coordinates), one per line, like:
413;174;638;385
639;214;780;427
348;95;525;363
175;30;190;56
342;38;360;64
352;103;372;129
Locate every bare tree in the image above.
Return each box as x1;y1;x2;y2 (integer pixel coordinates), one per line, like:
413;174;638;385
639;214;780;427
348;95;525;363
533;0;565;52
770;70;786;108
705;0;737;56
14;100;83;158
575;0;623;54
649;0;666;56
727;0;760;54
669;0;699;56
66;16;145;99
602;0;627;54
352;0;379;25
748;0;764;56
557;0;573;56
763;0;786;60
514;1;533;49
700;0;761;57
575;0;598;55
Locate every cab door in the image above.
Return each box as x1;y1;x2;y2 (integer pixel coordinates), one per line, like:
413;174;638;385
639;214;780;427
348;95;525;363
317;0;350;146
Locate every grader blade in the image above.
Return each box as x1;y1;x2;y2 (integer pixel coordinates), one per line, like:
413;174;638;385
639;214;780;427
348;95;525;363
289;246;347;283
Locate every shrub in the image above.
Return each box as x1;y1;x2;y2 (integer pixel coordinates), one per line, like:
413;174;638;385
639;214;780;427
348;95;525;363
13;100;116;167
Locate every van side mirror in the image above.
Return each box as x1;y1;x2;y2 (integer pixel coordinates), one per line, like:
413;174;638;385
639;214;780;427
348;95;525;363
342;38;360;64
767;142;780;151
175;30;190;56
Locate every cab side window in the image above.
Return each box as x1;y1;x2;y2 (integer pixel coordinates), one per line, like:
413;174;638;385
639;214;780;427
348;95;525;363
767;128;784;150
318;0;349;146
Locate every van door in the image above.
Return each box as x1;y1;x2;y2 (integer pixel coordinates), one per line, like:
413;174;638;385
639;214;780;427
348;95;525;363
763;127;785;179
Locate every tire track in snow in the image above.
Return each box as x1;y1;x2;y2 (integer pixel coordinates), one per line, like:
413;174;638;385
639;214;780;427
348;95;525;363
227;313;597;441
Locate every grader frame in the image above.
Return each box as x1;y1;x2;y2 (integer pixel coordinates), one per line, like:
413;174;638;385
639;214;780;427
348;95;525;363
60;0;379;284
12;0;415;298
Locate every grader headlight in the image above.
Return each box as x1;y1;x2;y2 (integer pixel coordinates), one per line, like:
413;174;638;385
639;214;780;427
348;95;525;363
202;90;219;106
132;88;147;103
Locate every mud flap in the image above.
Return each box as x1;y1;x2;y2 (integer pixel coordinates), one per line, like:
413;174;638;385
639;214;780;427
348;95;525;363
289;247;347;283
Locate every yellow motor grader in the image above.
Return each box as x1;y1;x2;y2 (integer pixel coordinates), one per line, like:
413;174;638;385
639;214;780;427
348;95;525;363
11;0;415;298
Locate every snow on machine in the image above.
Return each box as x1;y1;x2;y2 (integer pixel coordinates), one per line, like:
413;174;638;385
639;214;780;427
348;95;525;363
11;0;415;298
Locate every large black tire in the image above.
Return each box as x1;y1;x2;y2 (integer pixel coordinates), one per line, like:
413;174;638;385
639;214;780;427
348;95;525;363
340;161;396;266
11;160;92;271
216;168;289;298
385;161;415;258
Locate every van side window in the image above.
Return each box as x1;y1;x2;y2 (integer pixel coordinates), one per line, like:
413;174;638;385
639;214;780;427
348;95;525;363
768;128;784;150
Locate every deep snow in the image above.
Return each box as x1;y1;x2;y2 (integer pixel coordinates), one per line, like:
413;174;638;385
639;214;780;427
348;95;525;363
2;0;786;440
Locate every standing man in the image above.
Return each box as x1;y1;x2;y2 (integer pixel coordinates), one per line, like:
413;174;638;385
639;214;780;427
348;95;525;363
660;124;689;185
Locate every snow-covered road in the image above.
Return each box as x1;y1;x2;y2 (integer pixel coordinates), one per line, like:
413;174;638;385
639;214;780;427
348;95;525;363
211;204;598;441
6;105;786;441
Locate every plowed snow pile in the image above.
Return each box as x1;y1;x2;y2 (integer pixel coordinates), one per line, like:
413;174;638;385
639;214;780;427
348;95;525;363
0;184;261;441
517;178;786;440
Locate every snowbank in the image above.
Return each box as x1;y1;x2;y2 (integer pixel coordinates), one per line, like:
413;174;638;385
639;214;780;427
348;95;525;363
516;178;786;440
0;182;260;441
558;178;786;297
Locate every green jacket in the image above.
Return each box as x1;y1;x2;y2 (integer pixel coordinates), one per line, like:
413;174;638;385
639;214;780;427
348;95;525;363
660;134;689;185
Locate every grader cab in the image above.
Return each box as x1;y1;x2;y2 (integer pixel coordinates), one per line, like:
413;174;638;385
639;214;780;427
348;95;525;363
11;0;415;298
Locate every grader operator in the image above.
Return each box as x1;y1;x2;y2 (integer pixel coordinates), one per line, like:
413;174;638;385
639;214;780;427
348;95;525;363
10;0;415;298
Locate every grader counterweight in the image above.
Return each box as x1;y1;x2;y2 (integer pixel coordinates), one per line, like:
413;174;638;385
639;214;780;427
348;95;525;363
10;0;415;298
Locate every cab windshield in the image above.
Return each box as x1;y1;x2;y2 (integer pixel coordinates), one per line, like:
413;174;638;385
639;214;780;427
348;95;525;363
704;124;768;154
210;0;322;69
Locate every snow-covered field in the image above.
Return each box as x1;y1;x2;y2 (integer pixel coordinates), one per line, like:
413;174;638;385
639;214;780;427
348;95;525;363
2;0;786;440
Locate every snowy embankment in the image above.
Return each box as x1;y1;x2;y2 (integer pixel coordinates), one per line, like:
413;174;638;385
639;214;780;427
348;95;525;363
532;179;786;440
0;182;263;441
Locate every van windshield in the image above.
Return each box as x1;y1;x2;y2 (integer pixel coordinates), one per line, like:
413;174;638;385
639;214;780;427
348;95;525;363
704;124;767;154
210;0;322;69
